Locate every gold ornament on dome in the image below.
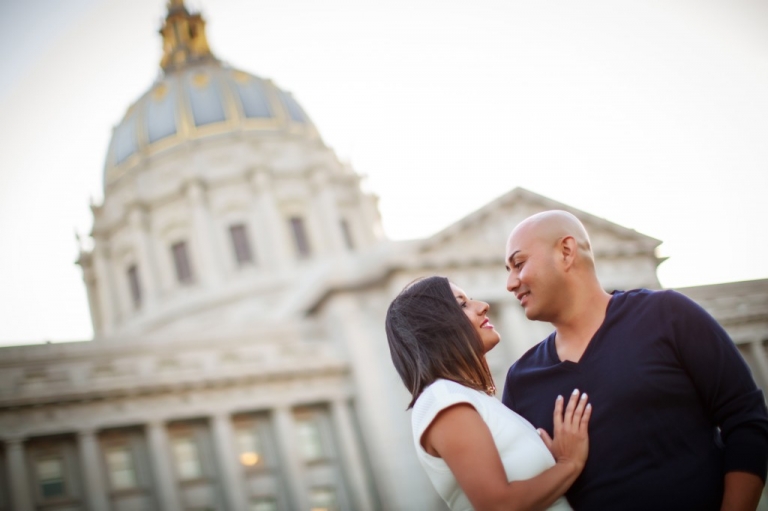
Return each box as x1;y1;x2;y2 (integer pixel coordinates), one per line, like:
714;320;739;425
192;73;210;88
233;71;250;83
159;0;216;73
152;83;168;100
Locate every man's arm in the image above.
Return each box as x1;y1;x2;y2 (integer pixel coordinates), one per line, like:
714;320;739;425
721;471;763;511
663;291;768;509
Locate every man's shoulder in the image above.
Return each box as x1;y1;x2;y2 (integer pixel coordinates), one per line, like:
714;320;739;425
612;288;697;313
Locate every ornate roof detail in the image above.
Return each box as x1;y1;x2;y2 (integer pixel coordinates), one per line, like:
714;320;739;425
159;0;217;73
103;1;320;188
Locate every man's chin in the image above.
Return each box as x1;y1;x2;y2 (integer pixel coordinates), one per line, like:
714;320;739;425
523;307;542;321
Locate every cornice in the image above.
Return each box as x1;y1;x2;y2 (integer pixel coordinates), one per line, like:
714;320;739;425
0;334;347;411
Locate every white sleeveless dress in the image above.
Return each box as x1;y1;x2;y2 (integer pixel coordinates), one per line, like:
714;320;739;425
411;379;573;511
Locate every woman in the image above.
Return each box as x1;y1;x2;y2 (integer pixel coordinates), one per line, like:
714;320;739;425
385;276;591;511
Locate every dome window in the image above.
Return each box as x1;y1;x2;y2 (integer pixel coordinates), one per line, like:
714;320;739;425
146;83;178;143
186;72;226;126
279;90;307;123
171;241;195;284
340;219;355;250
126;265;142;309
113;114;138;164
233;75;272;119
289;216;312;258
229;224;254;266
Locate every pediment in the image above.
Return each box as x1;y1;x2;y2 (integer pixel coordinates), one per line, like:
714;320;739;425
416;187;662;264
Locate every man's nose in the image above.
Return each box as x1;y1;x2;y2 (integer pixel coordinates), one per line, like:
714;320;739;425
506;273;519;293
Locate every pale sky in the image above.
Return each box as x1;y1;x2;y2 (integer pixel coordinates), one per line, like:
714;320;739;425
1;0;767;345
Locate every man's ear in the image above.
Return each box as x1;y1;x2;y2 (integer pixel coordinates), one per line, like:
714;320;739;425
560;236;578;269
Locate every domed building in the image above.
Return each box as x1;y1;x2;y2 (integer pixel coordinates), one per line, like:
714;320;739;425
1;2;767;511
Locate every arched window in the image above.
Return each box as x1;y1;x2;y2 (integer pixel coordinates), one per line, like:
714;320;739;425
229;224;254;266
171;242;194;284
289;217;312;258
126;265;142;308
340;219;354;250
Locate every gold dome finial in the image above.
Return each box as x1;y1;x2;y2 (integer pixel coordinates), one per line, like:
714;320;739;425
159;0;216;72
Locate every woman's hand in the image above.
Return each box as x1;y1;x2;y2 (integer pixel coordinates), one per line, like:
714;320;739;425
538;389;591;474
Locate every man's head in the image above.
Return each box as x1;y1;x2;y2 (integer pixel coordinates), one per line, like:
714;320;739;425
505;210;596;322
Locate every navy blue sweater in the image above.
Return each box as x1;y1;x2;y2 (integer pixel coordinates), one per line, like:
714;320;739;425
502;289;768;511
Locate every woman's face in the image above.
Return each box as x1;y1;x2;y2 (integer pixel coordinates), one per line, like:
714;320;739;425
450;282;500;353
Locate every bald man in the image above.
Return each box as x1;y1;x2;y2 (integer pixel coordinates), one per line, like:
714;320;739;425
502;210;768;511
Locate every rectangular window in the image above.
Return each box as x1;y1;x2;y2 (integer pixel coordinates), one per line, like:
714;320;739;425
340;219;354;250
235;426;264;468
36;457;65;499
127;265;142;308
105;446;137;490
289;217;311;258
295;416;325;462
171;241;194;284
309;487;338;511
229;224;254;266
171;436;202;480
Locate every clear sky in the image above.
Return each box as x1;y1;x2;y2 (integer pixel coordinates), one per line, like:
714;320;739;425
1;0;767;345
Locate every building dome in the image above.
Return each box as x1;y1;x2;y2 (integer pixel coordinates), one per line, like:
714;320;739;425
81;0;384;341
104;1;319;189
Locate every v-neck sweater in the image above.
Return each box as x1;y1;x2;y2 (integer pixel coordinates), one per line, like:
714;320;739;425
502;288;768;511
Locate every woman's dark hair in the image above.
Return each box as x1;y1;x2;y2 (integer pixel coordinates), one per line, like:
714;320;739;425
385;276;495;409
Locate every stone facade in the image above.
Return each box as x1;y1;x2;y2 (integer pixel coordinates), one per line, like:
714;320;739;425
1;2;766;511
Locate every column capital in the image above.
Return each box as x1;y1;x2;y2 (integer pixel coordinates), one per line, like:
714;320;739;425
184;179;207;203
76;428;98;438
2;435;26;446
309;166;332;189
146;418;168;429
210;409;234;421
249;167;273;191
127;205;149;229
93;240;112;259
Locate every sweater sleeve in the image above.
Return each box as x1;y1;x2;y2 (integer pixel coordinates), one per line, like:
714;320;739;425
662;290;768;481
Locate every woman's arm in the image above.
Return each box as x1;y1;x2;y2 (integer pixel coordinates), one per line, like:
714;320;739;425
423;390;590;511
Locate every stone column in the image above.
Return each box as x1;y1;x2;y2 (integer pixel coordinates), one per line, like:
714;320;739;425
77;429;110;511
92;243;117;336
128;207;160;308
210;413;247;511
324;294;417;510
146;421;182;511
359;191;382;245
273;406;308;510
186;180;224;286
500;302;537;361
5;437;33;511
330;398;375;511
310;168;345;255
80;262;102;334
748;340;768;391
249;170;290;271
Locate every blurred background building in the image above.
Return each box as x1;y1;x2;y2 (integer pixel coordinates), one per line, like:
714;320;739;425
0;1;766;510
